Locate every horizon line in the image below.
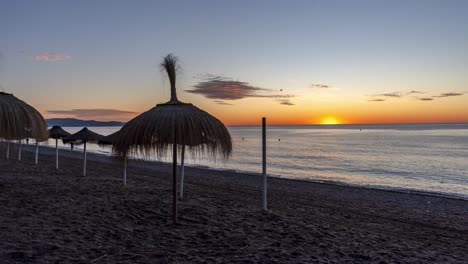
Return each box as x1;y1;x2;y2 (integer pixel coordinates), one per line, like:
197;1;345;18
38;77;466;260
45;118;468;127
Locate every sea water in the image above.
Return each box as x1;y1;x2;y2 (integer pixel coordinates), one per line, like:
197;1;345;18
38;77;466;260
43;124;468;199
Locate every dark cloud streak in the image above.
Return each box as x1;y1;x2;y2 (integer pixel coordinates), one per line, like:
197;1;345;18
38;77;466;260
407;90;424;95
372;92;402;98
310;84;330;89
188;75;294;100
278;99;295;106
47;109;137;118
213;100;233;106
432;92;464;98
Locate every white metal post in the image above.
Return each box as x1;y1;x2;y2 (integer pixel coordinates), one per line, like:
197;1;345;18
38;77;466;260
262;117;267;210
55;138;59;170
18;139;22;161
123;156;127;185
6;141;9;160
179;145;185;199
172;128;178;224
83;141;87;177
35;141;39;164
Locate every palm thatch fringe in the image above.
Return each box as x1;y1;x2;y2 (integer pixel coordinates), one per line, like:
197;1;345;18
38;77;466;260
48;126;71;139
112;103;232;160
97;130;122;147
0;92;48;141
63;127;103;144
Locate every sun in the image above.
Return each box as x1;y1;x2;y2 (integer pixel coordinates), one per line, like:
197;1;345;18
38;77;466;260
319;116;340;125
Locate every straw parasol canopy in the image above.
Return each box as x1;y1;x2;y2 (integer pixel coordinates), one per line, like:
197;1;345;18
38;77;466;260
112;54;232;224
97;130;121;147
48;126;71;139
48;126;71;170
63;127;103;176
0;92;48;140
63;127;103;144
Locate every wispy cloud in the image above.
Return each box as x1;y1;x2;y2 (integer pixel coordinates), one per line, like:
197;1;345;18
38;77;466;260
29;52;71;62
188;74;294;100
213;100;233;106
310;83;331;89
371;92;403;98
432;92;464;98
47;109;137;118
278;99;295;106
407;90;424;95
369;90;465;103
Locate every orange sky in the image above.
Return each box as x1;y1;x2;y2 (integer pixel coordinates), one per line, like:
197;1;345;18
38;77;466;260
41;91;468;125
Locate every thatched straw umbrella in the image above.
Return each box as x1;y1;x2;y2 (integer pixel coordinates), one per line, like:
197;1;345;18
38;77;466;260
63;127;103;176
98;130;128;185
48;126;71;169
112;54;232;224
0;92;48;160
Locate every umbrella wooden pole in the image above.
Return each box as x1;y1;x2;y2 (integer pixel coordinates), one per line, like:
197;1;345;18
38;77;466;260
172;129;178;224
123;156;127;185
35;141;39;165
6;141;9;160
179;144;185;199
83;141;87;177
262;117;267;210
55;138;59;170
18;139;22;161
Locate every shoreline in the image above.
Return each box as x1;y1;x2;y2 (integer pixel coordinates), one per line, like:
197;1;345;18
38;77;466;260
19;143;468;201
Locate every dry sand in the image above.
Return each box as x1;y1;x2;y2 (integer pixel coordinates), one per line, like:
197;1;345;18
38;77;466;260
0;143;467;263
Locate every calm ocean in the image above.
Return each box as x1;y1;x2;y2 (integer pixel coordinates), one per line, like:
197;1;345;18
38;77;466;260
45;124;468;199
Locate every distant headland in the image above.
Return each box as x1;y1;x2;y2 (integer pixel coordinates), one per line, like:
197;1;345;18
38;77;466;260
46;118;125;127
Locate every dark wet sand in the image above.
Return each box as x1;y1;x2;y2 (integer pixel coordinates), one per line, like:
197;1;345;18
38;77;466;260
1;143;467;263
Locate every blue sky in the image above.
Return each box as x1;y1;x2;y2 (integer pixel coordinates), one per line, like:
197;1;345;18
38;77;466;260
1;0;467;124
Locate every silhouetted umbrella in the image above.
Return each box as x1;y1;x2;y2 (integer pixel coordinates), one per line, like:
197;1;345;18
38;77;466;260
98;130;128;185
63;127;103;176
0;92;48;160
112;54;232;224
97;130;121;146
48;126;71;169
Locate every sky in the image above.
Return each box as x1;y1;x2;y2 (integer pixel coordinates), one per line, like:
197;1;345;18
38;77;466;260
1;0;467;125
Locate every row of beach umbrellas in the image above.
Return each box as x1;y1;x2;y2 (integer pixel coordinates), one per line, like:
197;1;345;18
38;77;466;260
0;54;233;224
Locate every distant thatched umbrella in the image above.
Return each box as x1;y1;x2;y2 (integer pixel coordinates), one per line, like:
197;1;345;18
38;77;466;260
63;127;103;176
0;92;48;160
97;130;121;146
48;126;71;169
112;54;232;224
98;130;128;185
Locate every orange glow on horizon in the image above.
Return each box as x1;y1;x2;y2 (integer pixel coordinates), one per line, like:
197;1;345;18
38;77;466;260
319;116;341;125
38;93;468;126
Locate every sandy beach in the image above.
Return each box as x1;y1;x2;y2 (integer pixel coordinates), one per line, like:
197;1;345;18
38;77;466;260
0;144;467;263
